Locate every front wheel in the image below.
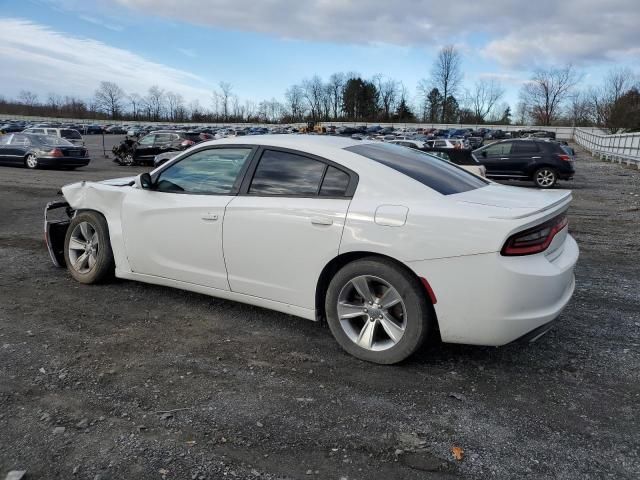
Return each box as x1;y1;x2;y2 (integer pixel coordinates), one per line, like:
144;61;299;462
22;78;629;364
325;258;432;364
63;211;114;284
533;167;557;188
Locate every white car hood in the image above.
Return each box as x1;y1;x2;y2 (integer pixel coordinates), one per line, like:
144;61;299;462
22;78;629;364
98;176;137;186
454;184;572;219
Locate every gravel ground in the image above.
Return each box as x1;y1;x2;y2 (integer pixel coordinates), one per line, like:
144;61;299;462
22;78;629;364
0;136;639;480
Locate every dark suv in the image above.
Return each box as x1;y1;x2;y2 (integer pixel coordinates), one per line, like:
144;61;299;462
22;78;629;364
112;131;213;166
474;139;574;188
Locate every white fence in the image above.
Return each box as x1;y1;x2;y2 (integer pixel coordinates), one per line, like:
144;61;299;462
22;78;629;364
574;128;640;169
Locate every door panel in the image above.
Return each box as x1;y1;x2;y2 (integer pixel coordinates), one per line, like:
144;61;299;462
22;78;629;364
121;188;232;290
223;196;350;308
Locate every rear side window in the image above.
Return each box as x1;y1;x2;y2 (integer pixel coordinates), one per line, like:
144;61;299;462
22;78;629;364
249;150;326;196
61;129;82;139
512;142;540;154
320;166;350;196
483;142;512;156
346;143;488;195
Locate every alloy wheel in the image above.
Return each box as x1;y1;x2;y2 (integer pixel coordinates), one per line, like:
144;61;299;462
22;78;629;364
26;155;38;169
536;169;556;187
337;275;407;351
67;221;99;274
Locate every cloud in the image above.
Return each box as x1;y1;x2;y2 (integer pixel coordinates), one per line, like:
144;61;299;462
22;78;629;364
78;14;124;32
0;18;212;102
177;48;197;58
112;0;640;67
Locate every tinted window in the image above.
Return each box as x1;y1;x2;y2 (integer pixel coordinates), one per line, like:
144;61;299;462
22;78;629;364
0;135;11;145
320;166;350;196
345;143;488;195
484;142;512;156
249;150;326;196
512;142;540;154
156;148;252;194
61;129;82;139
155;134;173;145
138;134;155;146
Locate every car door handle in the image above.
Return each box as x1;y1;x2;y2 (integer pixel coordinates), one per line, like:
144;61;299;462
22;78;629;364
310;216;333;226
500;157;508;160
202;213;219;221
531;156;541;159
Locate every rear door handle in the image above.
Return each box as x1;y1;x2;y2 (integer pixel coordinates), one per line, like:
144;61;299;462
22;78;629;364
310;216;333;226
531;156;541;159
202;213;219;221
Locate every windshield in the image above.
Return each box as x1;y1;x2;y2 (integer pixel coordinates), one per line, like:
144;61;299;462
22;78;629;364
345;142;488;195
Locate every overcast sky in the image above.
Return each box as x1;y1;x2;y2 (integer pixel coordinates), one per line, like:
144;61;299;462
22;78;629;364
1;0;638;109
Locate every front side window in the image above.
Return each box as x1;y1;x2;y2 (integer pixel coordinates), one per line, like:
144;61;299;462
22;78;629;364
155;148;252;194
0;135;11;145
138;135;155;146
249;150;327;196
346;143;487;195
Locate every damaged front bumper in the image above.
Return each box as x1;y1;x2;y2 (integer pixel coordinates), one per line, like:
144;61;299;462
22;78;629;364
44;200;73;267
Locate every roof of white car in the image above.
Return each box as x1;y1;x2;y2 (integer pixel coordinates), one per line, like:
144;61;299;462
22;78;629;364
200;134;373;155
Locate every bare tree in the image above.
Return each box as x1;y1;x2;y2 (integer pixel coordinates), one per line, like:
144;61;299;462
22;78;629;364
128;93;143;119
218;81;233;120
590;67;637;132
285;84;305;121
145;86;165;121
47;93;63;112
18;90;39;108
166;91;185;121
375;75;399;121
327;72;345;119
302;76;324;121
431;45;463;123
467;79;504;123
93;81;126;119
520;65;581;126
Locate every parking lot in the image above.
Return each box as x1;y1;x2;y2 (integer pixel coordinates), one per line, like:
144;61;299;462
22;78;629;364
0;135;639;479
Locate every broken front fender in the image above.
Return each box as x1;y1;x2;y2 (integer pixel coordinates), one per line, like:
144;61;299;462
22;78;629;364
44;200;73;267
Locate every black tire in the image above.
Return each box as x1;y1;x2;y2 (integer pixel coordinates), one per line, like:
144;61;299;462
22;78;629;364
63;211;114;284
325;257;432;364
533;167;557;188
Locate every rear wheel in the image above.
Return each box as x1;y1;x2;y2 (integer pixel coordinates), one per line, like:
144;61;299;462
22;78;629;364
63;211;114;284
25;154;39;169
533;167;557;188
325;257;432;364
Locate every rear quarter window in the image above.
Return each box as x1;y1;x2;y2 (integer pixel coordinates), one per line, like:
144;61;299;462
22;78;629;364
345;143;488;195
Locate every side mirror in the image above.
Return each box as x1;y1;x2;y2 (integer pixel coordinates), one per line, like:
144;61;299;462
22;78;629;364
136;172;154;190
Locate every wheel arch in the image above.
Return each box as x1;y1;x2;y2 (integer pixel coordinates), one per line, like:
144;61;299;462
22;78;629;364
315;251;439;328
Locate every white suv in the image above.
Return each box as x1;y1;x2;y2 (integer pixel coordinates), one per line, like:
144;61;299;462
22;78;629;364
22;127;84;146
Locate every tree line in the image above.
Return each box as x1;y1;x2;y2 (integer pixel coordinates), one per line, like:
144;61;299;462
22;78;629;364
1;45;638;132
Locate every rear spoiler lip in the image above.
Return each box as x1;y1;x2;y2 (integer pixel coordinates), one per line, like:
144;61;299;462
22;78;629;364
488;192;572;220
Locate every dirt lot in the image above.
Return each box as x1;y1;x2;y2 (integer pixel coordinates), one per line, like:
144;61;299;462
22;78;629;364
1;135;639;479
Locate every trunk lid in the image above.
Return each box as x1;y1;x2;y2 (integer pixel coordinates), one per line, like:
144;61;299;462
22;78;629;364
453;184;572;219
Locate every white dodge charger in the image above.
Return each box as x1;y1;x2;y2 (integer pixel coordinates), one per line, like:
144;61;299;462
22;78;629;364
45;135;578;364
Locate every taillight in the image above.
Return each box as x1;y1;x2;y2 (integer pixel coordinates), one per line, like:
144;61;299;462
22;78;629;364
49;148;63;157
501;214;568;256
181;140;195;147
558;154;572;162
